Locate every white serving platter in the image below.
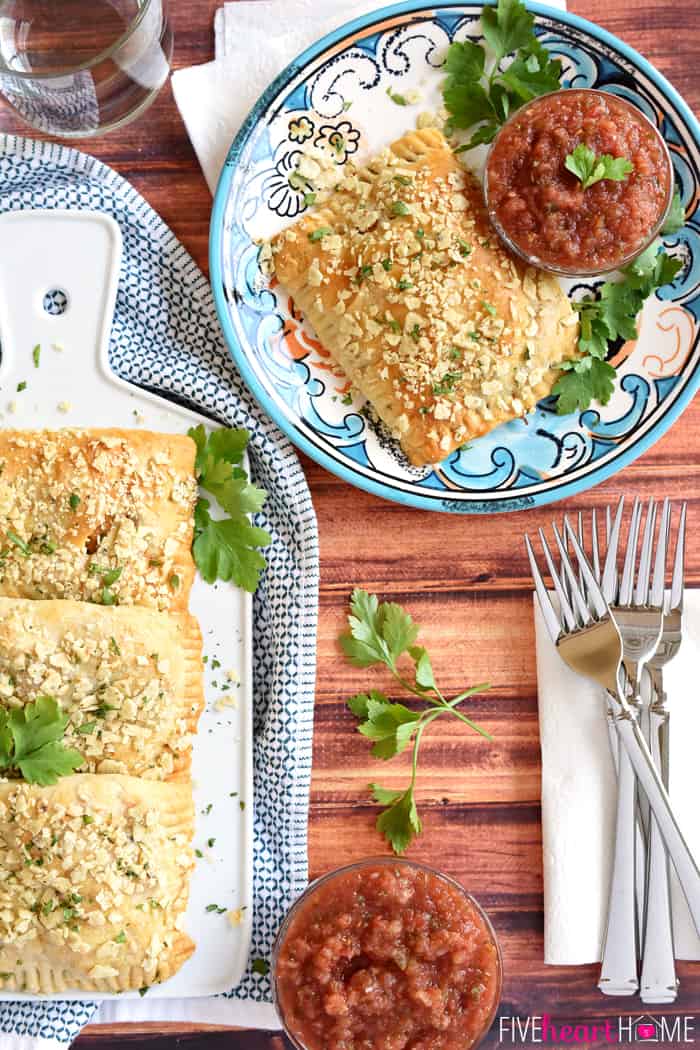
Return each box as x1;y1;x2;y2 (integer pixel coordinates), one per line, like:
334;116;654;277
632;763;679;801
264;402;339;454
0;209;253;999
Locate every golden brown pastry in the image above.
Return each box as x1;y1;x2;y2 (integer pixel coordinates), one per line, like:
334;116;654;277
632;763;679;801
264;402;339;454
0;774;194;993
271;127;579;466
0;429;197;611
0;598;204;781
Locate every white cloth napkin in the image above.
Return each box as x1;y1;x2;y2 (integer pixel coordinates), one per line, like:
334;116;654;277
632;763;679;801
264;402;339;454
535;591;700;965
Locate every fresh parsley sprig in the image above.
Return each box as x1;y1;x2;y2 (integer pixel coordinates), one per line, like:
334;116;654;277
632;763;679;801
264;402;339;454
341;590;490;854
0;696;83;785
188;426;271;593
553;241;683;414
565;144;633;190
442;0;562;150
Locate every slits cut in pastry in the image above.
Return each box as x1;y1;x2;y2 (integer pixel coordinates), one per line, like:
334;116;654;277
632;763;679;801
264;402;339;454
0;429;197;611
0;774;194;993
271;127;580;466
0;598;204;781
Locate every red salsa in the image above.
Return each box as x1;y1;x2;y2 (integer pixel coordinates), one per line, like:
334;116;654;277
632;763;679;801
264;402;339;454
274;861;501;1050
486;89;672;273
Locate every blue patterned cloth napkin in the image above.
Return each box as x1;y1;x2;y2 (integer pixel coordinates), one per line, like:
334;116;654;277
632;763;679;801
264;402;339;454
0;134;319;1048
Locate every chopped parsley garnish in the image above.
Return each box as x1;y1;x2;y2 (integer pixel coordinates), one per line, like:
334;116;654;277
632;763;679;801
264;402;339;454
252;957;270;976
415;227;425;239
481;300;497;316
82;814;94;825
468;331;481;341
303;192;316;206
356;263;373;284
76;722;96;735
442;0;562;148
109;637;120;656
392;200;410;217
394;174;412;186
397;278;413;291
341;393;353;406
341;590;490;854
114;931;126;944
189;425;271;593
206;903;226;914
409;324;421;342
207;837;216;848
88;564;122;586
457;239;472;257
100;587;117;606
386;86;408;106
308;227;332;242
381;258;393;271
388;318;401;333
432;371;463;396
169;573;180;590
195;848;203;858
16;381;26;393
31;344;41;368
68;492;81;511
449;347;463;360
6;530;30;557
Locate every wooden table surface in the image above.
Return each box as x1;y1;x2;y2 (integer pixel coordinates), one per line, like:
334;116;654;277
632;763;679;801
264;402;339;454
1;1;698;1047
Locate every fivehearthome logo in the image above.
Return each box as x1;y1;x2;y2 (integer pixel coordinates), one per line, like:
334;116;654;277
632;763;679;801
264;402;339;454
498;1014;697;1044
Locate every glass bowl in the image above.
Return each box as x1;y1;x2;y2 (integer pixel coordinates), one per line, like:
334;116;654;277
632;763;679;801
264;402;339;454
483;88;675;278
272;856;503;1050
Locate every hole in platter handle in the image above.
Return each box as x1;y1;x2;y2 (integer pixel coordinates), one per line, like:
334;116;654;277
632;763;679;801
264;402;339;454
0;210;122;411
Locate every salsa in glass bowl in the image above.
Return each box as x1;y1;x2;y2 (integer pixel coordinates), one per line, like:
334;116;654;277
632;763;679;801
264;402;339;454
272;857;502;1050
484;88;674;276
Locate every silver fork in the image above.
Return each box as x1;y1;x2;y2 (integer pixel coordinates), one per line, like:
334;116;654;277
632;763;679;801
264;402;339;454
641;502;687;1003
526;523;700;940
597;497;668;995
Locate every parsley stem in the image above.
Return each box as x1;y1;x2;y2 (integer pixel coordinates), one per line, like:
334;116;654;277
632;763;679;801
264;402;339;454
391;669;491;738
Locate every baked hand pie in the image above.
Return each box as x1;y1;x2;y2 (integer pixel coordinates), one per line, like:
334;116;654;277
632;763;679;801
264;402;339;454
0;774;194;993
0;429;197;611
0;598;204;781
271;127;579;466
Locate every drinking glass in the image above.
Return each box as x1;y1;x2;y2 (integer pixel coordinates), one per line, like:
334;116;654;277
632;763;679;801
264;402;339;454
0;0;173;137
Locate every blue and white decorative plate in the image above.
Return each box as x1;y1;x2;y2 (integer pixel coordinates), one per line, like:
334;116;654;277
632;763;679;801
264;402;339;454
210;1;700;513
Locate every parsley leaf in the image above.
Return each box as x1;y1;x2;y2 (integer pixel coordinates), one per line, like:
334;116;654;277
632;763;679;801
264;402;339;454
564;144;633;190
662;187;685;235
552;358;617;415
188;426;271;593
442;0;562;144
553;243;682;415
481;0;537;61
373;784;422;855
342;591;490;853
0;697;83;785
193;500;269;593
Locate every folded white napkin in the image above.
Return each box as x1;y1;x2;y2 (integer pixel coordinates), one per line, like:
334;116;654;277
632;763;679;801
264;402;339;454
535;591;700;965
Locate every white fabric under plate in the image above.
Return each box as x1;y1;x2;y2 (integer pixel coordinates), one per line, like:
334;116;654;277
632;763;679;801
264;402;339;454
535;591;700;965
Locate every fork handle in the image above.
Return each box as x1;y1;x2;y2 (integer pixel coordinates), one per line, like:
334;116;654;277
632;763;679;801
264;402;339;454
641;687;678;1003
598;713;639;996
614;706;700;935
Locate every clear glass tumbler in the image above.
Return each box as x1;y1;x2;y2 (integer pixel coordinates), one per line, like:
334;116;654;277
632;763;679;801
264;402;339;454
0;0;173;137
